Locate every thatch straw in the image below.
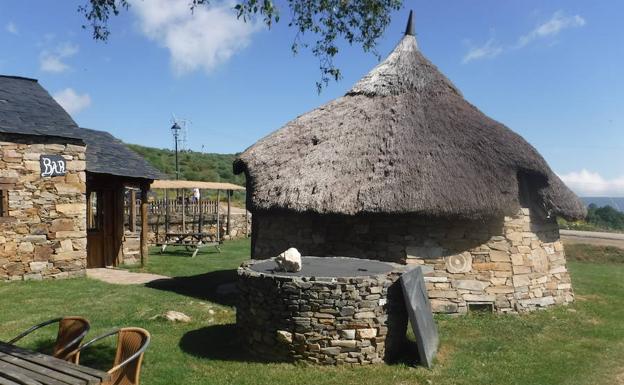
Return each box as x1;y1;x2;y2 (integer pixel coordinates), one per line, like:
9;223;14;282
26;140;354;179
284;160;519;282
234;18;586;221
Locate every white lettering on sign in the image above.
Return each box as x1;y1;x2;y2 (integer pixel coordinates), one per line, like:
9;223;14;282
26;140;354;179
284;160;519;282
40;155;67;177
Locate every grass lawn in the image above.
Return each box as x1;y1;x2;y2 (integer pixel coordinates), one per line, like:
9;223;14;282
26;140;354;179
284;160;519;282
1;239;623;385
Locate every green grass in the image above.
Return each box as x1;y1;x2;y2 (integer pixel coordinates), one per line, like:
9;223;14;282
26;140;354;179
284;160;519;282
1;242;624;385
565;243;624;264
125;238;251;277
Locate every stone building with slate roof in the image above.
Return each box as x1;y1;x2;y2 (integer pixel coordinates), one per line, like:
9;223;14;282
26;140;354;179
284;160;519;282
234;14;585;314
0;75;162;280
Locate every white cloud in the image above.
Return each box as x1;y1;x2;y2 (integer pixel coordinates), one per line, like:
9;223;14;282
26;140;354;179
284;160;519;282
5;22;18;35
40;42;79;73
517;11;585;48
53;88;92;115
130;0;262;75
558;169;624;197
462;38;503;64
463;10;586;63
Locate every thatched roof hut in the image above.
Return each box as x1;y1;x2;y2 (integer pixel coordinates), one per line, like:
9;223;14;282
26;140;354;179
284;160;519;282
234;13;585;221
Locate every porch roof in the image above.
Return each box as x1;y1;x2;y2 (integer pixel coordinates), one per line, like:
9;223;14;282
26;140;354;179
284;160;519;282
151;179;245;191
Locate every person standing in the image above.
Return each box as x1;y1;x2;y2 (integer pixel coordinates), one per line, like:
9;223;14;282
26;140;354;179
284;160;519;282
192;187;200;203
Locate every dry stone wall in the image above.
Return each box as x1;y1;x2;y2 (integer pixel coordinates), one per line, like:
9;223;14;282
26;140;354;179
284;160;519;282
251;208;573;314
0;135;87;281
237;262;407;365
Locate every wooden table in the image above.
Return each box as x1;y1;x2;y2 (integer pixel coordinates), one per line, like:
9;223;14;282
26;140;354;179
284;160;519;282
159;232;222;257
0;342;110;385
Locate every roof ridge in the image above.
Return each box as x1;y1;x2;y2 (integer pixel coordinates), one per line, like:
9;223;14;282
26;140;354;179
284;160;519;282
0;74;38;82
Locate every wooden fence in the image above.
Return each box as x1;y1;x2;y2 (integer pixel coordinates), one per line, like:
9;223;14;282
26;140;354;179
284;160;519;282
124;199;220;217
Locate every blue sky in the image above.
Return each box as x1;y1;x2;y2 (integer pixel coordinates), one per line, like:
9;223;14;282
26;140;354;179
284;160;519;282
0;1;622;196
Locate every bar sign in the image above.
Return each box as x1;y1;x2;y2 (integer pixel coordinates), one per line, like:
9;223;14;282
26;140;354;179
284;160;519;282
40;155;67;177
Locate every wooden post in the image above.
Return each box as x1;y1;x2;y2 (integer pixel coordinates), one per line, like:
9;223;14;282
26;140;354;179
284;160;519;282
164;188;169;235
216;190;220;243
140;184;149;267
129;189;136;233
226;190;232;236
181;189;186;233
198;189;204;233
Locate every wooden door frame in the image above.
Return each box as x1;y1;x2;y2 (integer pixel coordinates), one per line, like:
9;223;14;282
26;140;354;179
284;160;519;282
86;173;153;268
86;173;124;268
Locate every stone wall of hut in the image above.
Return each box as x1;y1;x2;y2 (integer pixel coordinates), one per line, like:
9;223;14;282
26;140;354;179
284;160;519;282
251;208;573;314
0;135;87;281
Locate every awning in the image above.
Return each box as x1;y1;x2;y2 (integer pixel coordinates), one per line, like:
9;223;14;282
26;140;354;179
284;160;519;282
151;179;245;191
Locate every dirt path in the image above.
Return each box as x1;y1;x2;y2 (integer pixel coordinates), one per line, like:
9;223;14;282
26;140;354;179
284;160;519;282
86;268;170;285
560;229;624;249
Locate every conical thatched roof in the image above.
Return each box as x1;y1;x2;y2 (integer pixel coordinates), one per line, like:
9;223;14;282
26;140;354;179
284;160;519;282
234;13;586;221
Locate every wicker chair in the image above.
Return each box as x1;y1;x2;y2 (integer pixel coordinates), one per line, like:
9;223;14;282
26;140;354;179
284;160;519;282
8;316;90;362
73;328;150;385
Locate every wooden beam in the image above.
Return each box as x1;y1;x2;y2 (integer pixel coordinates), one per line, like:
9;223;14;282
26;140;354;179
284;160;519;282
181;189;186;233
216;190;220;243
140;185;149;267
198;189;204;233
114;186;125;266
164;188;169;234
226;189;231;236
129;189;136;233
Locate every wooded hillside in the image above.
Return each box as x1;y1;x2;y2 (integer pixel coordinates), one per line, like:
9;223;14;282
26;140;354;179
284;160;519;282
127;144;245;186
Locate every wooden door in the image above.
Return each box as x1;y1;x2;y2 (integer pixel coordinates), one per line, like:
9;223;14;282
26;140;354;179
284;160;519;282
87;189;117;267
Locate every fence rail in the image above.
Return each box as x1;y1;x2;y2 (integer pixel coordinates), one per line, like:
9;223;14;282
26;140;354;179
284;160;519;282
124;199;221;217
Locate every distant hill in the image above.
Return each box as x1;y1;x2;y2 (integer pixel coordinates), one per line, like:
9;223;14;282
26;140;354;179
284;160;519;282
582;197;624;212
127;144;245;186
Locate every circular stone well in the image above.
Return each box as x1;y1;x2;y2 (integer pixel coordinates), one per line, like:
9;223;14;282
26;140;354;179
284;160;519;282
236;257;406;365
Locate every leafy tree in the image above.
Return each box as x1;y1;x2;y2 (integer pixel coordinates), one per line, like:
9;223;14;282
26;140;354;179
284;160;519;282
127;143;246;204
79;0;403;91
586;204;624;231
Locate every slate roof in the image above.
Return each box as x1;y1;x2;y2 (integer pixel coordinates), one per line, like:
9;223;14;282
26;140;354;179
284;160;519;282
79;127;164;180
0;75;82;139
0;75;163;180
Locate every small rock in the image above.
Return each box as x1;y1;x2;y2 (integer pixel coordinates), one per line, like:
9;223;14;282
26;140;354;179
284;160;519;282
29;262;49;273
357;328;377;339
340;329;356;340
164;310;191;323
208;309;215;315
276;330;293;344
275;247;302;272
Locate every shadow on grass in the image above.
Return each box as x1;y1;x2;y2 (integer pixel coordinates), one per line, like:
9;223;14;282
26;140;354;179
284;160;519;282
391;339;421;367
179;324;423;365
155;246;223;258
75;344;117;372
146;269;237;306
179;324;265;363
28;338;117;371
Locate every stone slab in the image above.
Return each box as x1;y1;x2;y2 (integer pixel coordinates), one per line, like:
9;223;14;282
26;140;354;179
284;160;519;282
249;256;394;278
400;266;439;368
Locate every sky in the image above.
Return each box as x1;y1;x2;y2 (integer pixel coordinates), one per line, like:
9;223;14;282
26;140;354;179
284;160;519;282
0;0;622;196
